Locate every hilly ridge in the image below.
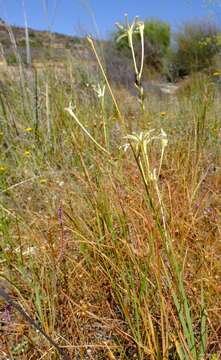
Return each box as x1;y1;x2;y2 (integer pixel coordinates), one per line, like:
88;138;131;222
0;20;89;65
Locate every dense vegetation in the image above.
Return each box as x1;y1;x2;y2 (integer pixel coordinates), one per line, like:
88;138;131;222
0;14;221;360
174;21;221;76
113;18;221;80
1;16;221;81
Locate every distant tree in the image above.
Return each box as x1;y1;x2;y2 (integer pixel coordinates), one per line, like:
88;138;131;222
143;19;170;56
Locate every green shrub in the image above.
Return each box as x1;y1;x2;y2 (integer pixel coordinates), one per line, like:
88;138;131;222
0;38;11;47
18;37;42;49
143;19;170;56
6;52;17;65
65;37;82;49
174;21;221;75
18;38;26;47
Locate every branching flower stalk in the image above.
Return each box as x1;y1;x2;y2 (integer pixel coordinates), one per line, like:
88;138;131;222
116;15;145;111
116;15;139;77
123;129;206;358
123;130;202;357
122;129;169;243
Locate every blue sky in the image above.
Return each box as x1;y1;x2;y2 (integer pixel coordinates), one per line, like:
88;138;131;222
0;0;221;38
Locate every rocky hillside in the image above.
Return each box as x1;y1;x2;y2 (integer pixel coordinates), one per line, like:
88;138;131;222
0;19;181;94
0;19;90;65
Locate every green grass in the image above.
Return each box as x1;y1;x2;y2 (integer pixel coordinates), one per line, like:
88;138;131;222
0;29;221;359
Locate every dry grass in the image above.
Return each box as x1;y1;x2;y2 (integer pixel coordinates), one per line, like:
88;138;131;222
0;29;221;360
